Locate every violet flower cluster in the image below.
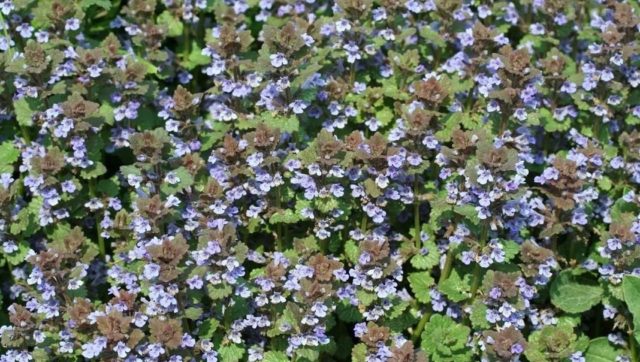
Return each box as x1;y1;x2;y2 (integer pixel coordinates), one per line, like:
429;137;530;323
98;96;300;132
1;0;640;361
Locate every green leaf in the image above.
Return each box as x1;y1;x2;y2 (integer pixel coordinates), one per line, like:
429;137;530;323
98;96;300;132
344;239;359;264
185;307;203;320
263;351;289;362
550;270;603;313
31;348;49;362
138;59;158;76
10;197;42;236
80;162;107;179
447;74;474;95
97;178;119;197
540;223;565;239
585;337;626;362
469;302;490;329
375;108;394;126
157;11;184;37
363;179;382;198
410;247;440;270
611;198;638;221
623;276;640;343
541;108;570;133
120;165;142;177
81;0;112;10
387;311;418;333
0;142;20;173
264;114;299;134
408;271;434;303
351;343;367;362
295;348;319;362
269;209;300;224
14;98;42;127
160;167;194;195
435;112;463;141
315;198;338;213
502;240;520;261
291;61;323;90
207;284;232;300
4;241;31;266
389;301;410;319
626;115;640;126
198;319;219;339
268;307;299;337
421;314;471;361
419;26;446;48
597;176;612;191
454;204;479;225
219;344;245;362
99;103;115;125
186;42;211;69
356;290;376;307
200;124;230;150
337;302;362;323
525;322;580;362
439;269;471;302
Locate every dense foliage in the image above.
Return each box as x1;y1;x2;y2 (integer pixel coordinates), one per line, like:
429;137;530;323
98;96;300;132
1;0;640;361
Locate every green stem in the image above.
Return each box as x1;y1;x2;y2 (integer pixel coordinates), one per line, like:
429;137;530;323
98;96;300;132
414;178;421;249
360;214;368;233
349;65;356;85
470;224;489;297
20;125;31;143
274;184;284;251
499;106;510;135
439;249;455;285
276;225;283;251
464;84;476;111
182;25;191;62
0;11;10;42
470;263;482;298
411;308;432;344
593;117;601;140
569;234;577;262
631;332;638;362
89;180;106;258
6;260;14;284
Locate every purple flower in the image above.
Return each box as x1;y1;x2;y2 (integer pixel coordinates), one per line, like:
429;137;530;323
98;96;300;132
270;53;288;68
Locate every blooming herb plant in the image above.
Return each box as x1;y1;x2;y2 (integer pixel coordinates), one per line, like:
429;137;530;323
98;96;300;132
0;0;640;361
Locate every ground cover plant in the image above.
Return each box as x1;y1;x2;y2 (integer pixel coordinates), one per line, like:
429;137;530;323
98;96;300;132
0;0;640;361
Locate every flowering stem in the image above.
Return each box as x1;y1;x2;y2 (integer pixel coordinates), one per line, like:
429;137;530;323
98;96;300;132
470;223;489;297
568;234;577;262
89;179;106;258
470;262;483;298
631;332;638;362
464;85;476;111
594;117;601;140
182;25;191;62
439;249;455;285
349;65;355;85
275;185;284;251
360;214;368;233
411;308;431;344
275;225;284;251
414;178;421;249
499;107;509;135
0;11;10;44
6;260;13;284
550;236;558;254
20;125;31;143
